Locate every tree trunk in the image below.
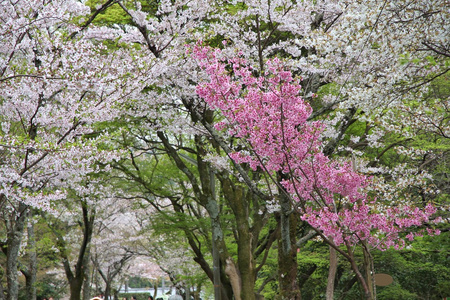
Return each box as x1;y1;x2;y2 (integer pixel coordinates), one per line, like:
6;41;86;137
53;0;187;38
24;210;37;300
95;254;133;300
344;242;372;300
158;131;233;300
68;204;93;300
221;180;256;300
326;245;337;300
69;277;84;300
277;193;301;300
211;231;223;300
208;191;232;300
0;265;6;300
194;135;233;300
185;284;190;300
0;285;4;300
5;202;28;300
104;282;111;300
52;200;94;300
224;258;241;300
82;263;91;300
363;246;374;300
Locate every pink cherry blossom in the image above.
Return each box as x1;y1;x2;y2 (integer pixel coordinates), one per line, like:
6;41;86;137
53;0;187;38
191;44;440;250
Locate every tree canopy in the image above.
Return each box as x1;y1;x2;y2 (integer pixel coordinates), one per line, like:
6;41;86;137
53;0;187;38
0;0;448;300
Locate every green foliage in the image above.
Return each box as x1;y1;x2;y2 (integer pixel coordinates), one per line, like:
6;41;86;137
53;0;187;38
254;220;279;299
128;276;154;288
34;273;67;300
85;0;132;25
376;283;418;300
290;232;450;300
372;234;450;300
317;82;340;97
298;241;345;300
255;261;278;299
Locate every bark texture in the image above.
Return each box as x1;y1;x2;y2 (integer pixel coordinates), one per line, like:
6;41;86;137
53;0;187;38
5;202;28;300
326;246;337;300
277;193;301;300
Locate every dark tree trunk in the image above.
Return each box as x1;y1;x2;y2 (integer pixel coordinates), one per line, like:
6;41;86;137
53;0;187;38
156;109;268;300
69;202;94;300
104;283;111;300
50;200;94;300
202;173;232;300
362;246;374;300
159;131;234;300
82;263;91;300
93;253;132;300
114;288;120;300
69;277;84;300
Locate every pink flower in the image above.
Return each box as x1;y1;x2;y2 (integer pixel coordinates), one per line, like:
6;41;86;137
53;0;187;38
192;44;440;249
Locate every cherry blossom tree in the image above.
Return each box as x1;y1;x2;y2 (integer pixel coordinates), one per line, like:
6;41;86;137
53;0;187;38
190;43;442;299
101;0;448;298
1;0;216;298
133;202;210;297
1;0;448;299
90;208;136;300
0;1;152;298
44;178;116;300
184;1;448;298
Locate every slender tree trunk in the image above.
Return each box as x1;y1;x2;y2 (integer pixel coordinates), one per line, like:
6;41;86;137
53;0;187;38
363;246;374;300
211;232;222;300
158;131;233;300
208;192;232;300
95;255;133;300
205;171;228;300
68;204;93;300
277;193;301;300
82;262;91;300
194;135;232;300
52;200;94;300
326;245;337;300
25;211;37;300
0;265;6;300
6;202;28;300
223;182;256;300
104;282;111;300
344;242;372;300
235;209;255;299
224;258;241;300
351;158;374;300
153;281;157;300
185;284;190;300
